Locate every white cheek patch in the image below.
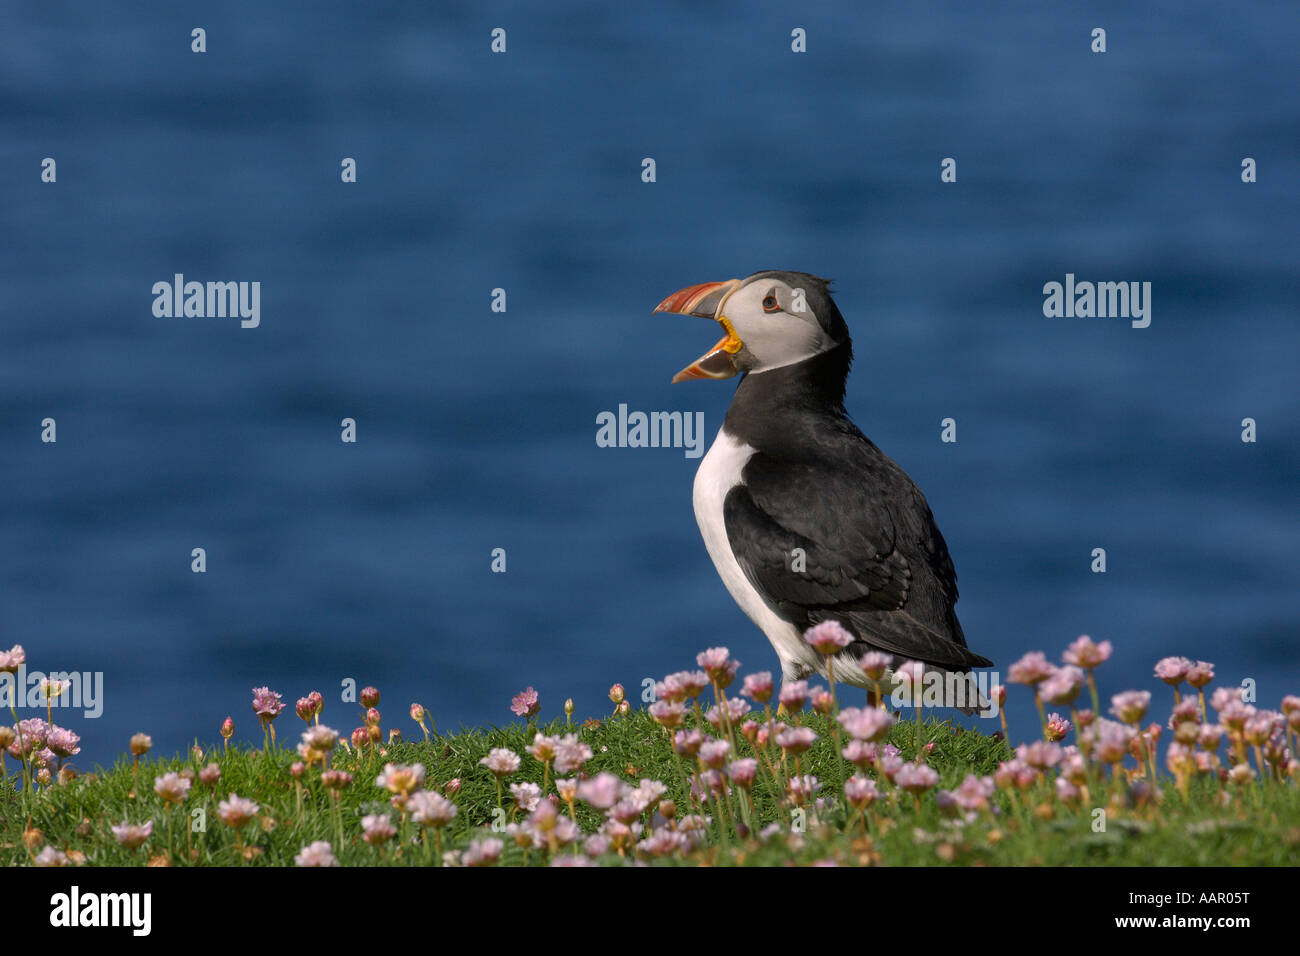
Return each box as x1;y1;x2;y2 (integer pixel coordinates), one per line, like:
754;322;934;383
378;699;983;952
734;314;833;373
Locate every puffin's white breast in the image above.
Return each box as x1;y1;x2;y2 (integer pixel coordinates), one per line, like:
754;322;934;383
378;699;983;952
692;428;818;681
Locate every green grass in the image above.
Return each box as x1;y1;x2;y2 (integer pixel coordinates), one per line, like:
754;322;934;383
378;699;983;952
4;707;1297;866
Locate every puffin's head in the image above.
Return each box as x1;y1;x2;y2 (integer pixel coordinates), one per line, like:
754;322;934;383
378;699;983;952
654;271;849;383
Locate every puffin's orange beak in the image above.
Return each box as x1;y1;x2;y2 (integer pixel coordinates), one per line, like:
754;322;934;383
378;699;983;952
653;279;743;384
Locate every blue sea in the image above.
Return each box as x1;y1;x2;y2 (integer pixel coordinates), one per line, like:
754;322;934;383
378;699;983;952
2;2;1297;767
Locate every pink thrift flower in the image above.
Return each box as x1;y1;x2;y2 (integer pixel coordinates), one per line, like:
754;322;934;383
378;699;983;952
1089;719;1136;763
1154;657;1192;686
1044;712;1072;742
1055;778;1081;805
699;739;732;769
360;686;381;709
951;774;995;812
0;644;25;673
1110;690;1152;724
879;754;904;783
583;833;612;858
1228;763;1255;786
16;719;50;751
1210;687;1242;712
705;698;751;729
994;758;1036;790
552;734;592;775
697;647;740;688
841;739;879;769
775;726;817;755
479;749;521;777
1007;652;1054;685
844;775;880;810
510;782;542;812
217;794;260;829
894;660;927;698
251;687;285;720
375;762;426;794
39;678;70;702
1166;743;1197;776
896;762;940;795
408;790;458;827
47;727;81;758
1063;635;1112;670
294;841;338;867
321;770;353;791
727;758;758;788
648;699;686;728
527;733;558;763
361;814;396;845
555;778;579;803
154;772;191;805
657;670;710;702
858;651;892;681
786;774;821;806
301;724;339;754
1016;740;1063;770
463;838;504;866
34;846;70;867
1040;666;1084;706
742;671;774;703
111;820;153;849
577;772;622;810
1059;749;1087;784
1170;697;1202;726
510;687;540;718
778;680;809;713
804;620;853;655
837;706;896;742
1185;661;1215;688
673;728;704;757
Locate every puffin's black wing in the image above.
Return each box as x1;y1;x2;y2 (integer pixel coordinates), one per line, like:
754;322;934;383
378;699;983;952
723;429;991;670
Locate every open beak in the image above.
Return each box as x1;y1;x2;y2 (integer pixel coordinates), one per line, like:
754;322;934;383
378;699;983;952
653;279;744;383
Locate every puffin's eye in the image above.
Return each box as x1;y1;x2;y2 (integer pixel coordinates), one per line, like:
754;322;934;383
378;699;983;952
761;291;781;313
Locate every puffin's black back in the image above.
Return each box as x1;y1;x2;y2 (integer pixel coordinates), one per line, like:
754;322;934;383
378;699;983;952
718;285;989;673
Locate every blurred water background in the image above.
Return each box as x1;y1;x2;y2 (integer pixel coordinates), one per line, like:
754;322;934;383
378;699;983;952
1;1;1296;766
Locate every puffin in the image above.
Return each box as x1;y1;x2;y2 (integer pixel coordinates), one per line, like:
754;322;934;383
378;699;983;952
655;271;992;700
